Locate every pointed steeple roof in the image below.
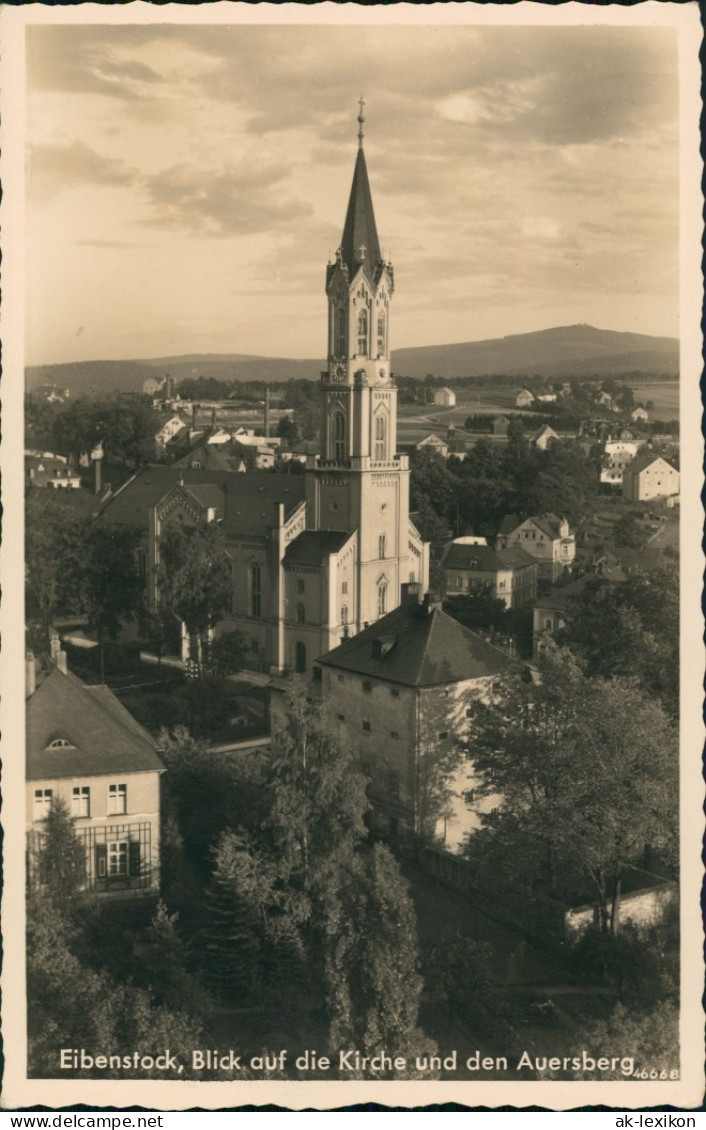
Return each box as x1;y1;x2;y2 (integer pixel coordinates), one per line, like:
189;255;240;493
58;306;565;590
339;144;383;281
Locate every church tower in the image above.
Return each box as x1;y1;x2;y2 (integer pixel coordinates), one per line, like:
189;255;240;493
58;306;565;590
306;101;428;632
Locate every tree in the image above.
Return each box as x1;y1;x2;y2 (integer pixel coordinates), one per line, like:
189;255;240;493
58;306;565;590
571;1001;678;1080
559;571;678;716
324;845;434;1073
156;521;232;665
200;832;269;1001
158;725;269;869
267;681;370;932
25;492;89;642
83;525;145;644
466;646;678;934
202;629;248;678
27;890;204;1078
32;796;86;905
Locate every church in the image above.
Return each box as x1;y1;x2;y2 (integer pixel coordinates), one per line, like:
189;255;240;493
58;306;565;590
99;108;429;675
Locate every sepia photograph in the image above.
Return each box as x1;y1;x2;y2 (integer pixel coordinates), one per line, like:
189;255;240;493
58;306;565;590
2;1;703;1111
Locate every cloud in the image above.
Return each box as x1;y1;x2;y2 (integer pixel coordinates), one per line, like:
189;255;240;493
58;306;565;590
27;27;165;101
28;140;138;201
141;161;314;238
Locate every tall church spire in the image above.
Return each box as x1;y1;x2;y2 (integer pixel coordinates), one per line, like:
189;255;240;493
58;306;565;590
339;101;383;280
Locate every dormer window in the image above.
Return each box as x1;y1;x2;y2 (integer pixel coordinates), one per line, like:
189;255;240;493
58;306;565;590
47;737;74;750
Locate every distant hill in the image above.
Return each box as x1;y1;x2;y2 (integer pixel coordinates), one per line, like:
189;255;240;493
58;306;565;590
391;325;678;380
26;324;678;397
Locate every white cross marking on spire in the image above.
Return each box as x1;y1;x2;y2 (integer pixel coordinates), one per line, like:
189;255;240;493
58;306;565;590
358;243;367;261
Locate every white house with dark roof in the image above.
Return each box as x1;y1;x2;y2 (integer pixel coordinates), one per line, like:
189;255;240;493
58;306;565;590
26;662;164;897
496;513;576;582
277;587;512;852
441;540;537;608
622;454;679;502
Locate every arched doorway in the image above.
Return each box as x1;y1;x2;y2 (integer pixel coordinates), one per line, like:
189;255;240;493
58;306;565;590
294;641;307;674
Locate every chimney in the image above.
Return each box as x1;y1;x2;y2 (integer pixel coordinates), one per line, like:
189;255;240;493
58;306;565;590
26;651;36;697
56;650;68;675
192;406;198;430
264;388;270;438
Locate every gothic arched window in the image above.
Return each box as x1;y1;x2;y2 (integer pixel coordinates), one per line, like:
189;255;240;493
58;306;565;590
296;602;306;624
379;533;386;559
250;563;262;618
333;411;346;462
336;308;347;356
377;311;386;357
374;412;387;460
357;309;368;356
341;604;348;626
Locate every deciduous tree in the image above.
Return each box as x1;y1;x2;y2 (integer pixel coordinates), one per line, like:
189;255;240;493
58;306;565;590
466;646;678;934
156;521;232;665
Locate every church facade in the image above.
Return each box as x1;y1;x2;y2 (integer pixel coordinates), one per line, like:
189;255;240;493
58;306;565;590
98;112;428;675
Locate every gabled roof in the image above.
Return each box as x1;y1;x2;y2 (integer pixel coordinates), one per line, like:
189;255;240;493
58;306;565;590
499;513;570;540
27;668;164;781
442;543;535;573
98;466;305;537
625;453;678;477
318;600;511;687
284;529;355;567
340;146;383;282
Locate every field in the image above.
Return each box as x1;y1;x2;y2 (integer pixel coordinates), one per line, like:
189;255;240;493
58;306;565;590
627;379;679;422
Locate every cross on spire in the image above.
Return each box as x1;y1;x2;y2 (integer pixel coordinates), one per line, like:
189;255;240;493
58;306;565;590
357;93;365;148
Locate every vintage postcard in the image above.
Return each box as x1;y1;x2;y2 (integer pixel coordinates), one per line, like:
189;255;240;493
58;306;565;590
1;0;703;1112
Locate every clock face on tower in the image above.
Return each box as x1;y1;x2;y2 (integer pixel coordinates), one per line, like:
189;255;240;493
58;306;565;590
331;363;347;382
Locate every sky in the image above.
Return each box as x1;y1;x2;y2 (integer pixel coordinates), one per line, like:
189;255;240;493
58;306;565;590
25;19;680;365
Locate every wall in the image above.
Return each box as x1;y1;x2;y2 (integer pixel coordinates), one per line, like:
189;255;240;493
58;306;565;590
27;770;161;894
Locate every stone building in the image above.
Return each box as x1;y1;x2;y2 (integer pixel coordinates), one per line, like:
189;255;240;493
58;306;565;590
97;110;428;674
293;588;511;852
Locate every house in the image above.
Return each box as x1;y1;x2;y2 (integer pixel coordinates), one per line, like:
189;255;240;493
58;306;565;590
600;438;642;487
96;121;429;675
25;453;81;490
415;433;449;458
441;539;537;609
529;424;559;451
532;574;597;656
154;413;189;458
515;389;534;408
279;588;511;852
433;387;456;408
496;513;576;582
535;392;557;404
26;653;164;897
630;406;649;423
623;455;679;502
